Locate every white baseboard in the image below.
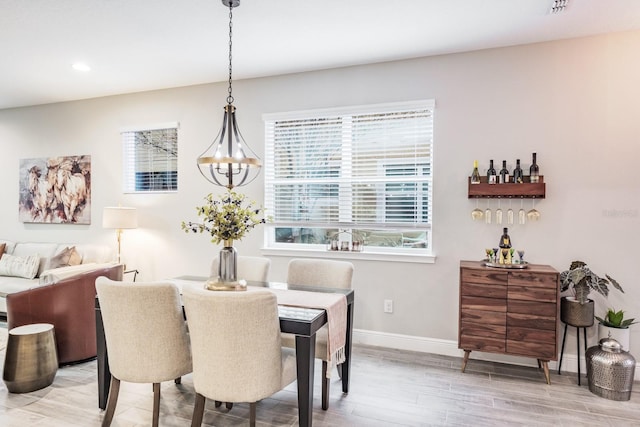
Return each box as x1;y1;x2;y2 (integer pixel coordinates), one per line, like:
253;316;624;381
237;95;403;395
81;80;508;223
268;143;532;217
352;328;640;381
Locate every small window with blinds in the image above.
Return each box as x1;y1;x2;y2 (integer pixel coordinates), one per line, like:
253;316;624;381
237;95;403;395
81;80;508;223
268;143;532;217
121;123;178;193
263;100;434;254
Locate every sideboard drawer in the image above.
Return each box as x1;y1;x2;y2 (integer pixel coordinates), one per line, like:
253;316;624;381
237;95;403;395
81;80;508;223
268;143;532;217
460;335;506;353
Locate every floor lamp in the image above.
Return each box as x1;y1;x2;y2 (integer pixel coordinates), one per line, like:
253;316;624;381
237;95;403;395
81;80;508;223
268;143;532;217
102;206;138;264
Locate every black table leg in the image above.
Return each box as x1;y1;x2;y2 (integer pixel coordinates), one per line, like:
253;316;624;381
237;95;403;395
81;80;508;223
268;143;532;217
95;304;110;410
341;300;354;394
558;323;568;374
576;327;581;386
295;333;317;427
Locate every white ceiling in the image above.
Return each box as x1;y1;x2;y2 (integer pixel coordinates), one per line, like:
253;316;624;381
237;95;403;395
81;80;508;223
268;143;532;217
2;0;640;110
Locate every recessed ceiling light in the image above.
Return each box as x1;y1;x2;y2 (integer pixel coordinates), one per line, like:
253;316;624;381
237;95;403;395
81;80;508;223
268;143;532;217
72;62;91;72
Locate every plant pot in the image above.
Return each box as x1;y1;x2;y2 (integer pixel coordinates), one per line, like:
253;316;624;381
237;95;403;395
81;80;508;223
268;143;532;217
561;296;595;327
597;323;630;351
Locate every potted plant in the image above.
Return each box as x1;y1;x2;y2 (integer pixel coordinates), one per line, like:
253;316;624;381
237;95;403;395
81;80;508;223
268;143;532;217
181;190;268;288
595;308;636;351
559;261;623;327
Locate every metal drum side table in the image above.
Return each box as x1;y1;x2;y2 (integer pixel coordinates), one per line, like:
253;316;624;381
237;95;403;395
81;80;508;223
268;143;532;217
2;323;58;393
586;337;636;401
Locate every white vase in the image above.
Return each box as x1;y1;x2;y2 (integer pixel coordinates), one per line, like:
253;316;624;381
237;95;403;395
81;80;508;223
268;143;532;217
597;323;630;351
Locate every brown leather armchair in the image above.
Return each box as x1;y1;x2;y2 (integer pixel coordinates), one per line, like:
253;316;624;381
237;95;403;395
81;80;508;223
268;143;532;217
6;264;123;365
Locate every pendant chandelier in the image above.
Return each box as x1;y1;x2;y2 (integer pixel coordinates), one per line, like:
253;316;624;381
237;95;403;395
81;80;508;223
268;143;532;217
197;0;261;189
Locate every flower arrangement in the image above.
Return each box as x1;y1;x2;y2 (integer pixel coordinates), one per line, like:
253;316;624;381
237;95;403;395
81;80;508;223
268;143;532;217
181;190;268;245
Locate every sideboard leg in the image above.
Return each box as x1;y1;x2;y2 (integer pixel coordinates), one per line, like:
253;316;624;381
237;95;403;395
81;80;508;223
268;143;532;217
461;350;471;372
540;360;551;384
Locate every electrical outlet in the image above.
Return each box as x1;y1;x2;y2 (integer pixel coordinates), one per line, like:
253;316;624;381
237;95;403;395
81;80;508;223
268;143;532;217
384;299;393;313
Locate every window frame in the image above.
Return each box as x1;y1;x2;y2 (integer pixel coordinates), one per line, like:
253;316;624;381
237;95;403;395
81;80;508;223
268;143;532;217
121;122;179;194
262;100;435;262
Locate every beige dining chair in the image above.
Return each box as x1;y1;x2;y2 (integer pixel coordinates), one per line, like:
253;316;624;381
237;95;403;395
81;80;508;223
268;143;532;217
95;277;192;427
210;255;271;282
183;285;296;427
283;258;354;410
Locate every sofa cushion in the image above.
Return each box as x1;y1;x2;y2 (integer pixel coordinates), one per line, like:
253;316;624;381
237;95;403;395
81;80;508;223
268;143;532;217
12;242;59;277
0;254;40;279
46;246;83;270
69;244;114;264
0;240;17;255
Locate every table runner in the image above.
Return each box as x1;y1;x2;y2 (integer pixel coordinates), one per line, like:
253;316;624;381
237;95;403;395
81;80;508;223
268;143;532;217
252;286;347;376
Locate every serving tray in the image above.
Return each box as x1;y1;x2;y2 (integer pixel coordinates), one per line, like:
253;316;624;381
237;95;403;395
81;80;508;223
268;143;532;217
483;261;529;269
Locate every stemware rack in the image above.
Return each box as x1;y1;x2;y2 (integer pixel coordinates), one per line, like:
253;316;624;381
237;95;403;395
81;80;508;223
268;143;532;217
467;175;545;199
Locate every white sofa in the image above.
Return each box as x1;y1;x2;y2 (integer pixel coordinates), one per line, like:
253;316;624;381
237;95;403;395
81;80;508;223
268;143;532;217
0;239;116;314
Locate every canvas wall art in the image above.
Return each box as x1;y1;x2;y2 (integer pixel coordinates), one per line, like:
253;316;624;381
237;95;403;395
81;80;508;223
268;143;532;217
19;155;92;224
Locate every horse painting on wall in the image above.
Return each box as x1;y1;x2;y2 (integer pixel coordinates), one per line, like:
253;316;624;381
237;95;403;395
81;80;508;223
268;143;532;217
19;155;92;224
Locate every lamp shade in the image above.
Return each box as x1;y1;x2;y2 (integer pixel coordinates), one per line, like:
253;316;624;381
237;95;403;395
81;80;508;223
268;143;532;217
102;207;138;229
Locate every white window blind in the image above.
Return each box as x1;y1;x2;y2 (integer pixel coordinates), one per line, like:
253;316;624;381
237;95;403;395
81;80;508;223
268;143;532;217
264;100;434;252
121;123;178;193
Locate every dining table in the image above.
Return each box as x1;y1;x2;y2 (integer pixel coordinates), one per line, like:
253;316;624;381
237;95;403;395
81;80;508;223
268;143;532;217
94;276;355;427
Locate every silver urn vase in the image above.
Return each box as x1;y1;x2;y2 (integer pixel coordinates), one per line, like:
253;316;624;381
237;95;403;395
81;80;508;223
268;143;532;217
205;240;246;291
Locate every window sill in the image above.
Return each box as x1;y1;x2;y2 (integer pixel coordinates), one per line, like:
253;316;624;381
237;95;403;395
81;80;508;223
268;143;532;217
260;247;436;264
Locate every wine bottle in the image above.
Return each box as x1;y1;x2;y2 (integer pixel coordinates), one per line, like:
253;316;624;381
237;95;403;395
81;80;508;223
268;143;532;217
530;152;540;183
512;159;523;183
499;160;510;184
498;227;512;264
486;159;497;184
471;160;481;184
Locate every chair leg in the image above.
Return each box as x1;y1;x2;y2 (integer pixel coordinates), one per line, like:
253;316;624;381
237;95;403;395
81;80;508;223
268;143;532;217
152;383;161;427
191;393;206;427
225;402;233;410
336;362;343;379
249;402;257;427
214;400;222;408
102;377;120;427
322;360;330;410
175;377;182;384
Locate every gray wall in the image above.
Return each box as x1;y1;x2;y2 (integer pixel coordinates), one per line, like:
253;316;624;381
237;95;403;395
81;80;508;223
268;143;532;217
1;30;638;371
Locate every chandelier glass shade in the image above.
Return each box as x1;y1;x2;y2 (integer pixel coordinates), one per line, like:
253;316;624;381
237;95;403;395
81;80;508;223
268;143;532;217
197;0;261;189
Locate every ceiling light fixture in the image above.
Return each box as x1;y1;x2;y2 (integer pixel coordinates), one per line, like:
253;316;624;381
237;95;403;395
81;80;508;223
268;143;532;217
197;0;261;189
550;0;569;14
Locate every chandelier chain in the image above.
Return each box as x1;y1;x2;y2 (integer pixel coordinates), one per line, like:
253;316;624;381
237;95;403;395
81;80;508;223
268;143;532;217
227;4;234;104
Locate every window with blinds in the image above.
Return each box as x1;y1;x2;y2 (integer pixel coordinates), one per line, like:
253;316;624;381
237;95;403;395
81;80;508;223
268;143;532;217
263;100;434;253
121;124;178;193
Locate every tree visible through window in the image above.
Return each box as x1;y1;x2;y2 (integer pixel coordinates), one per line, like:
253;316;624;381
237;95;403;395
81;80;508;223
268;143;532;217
121;124;178;193
263;100;434;254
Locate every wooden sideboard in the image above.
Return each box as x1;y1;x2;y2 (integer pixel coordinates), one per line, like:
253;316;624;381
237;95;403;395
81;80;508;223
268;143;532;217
458;260;560;383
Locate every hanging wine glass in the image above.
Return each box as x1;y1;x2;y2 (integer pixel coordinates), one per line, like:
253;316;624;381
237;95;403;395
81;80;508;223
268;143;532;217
485;200;492;224
527;197;541;221
507;198;514;225
471;198;484;221
518;198;526;225
495;198;503;225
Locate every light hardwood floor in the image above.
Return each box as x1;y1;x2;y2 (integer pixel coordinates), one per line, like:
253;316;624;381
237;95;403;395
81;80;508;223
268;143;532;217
1;340;639;426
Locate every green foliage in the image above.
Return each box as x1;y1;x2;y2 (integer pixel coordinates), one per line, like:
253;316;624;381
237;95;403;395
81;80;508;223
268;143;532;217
596;308;637;329
181;190;269;245
560;260;623;303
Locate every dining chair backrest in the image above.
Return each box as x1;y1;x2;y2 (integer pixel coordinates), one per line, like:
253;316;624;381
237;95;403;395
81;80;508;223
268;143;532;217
182;285;295;403
286;258;354;289
284;258;353;411
210;255;271;282
95;277;192;383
